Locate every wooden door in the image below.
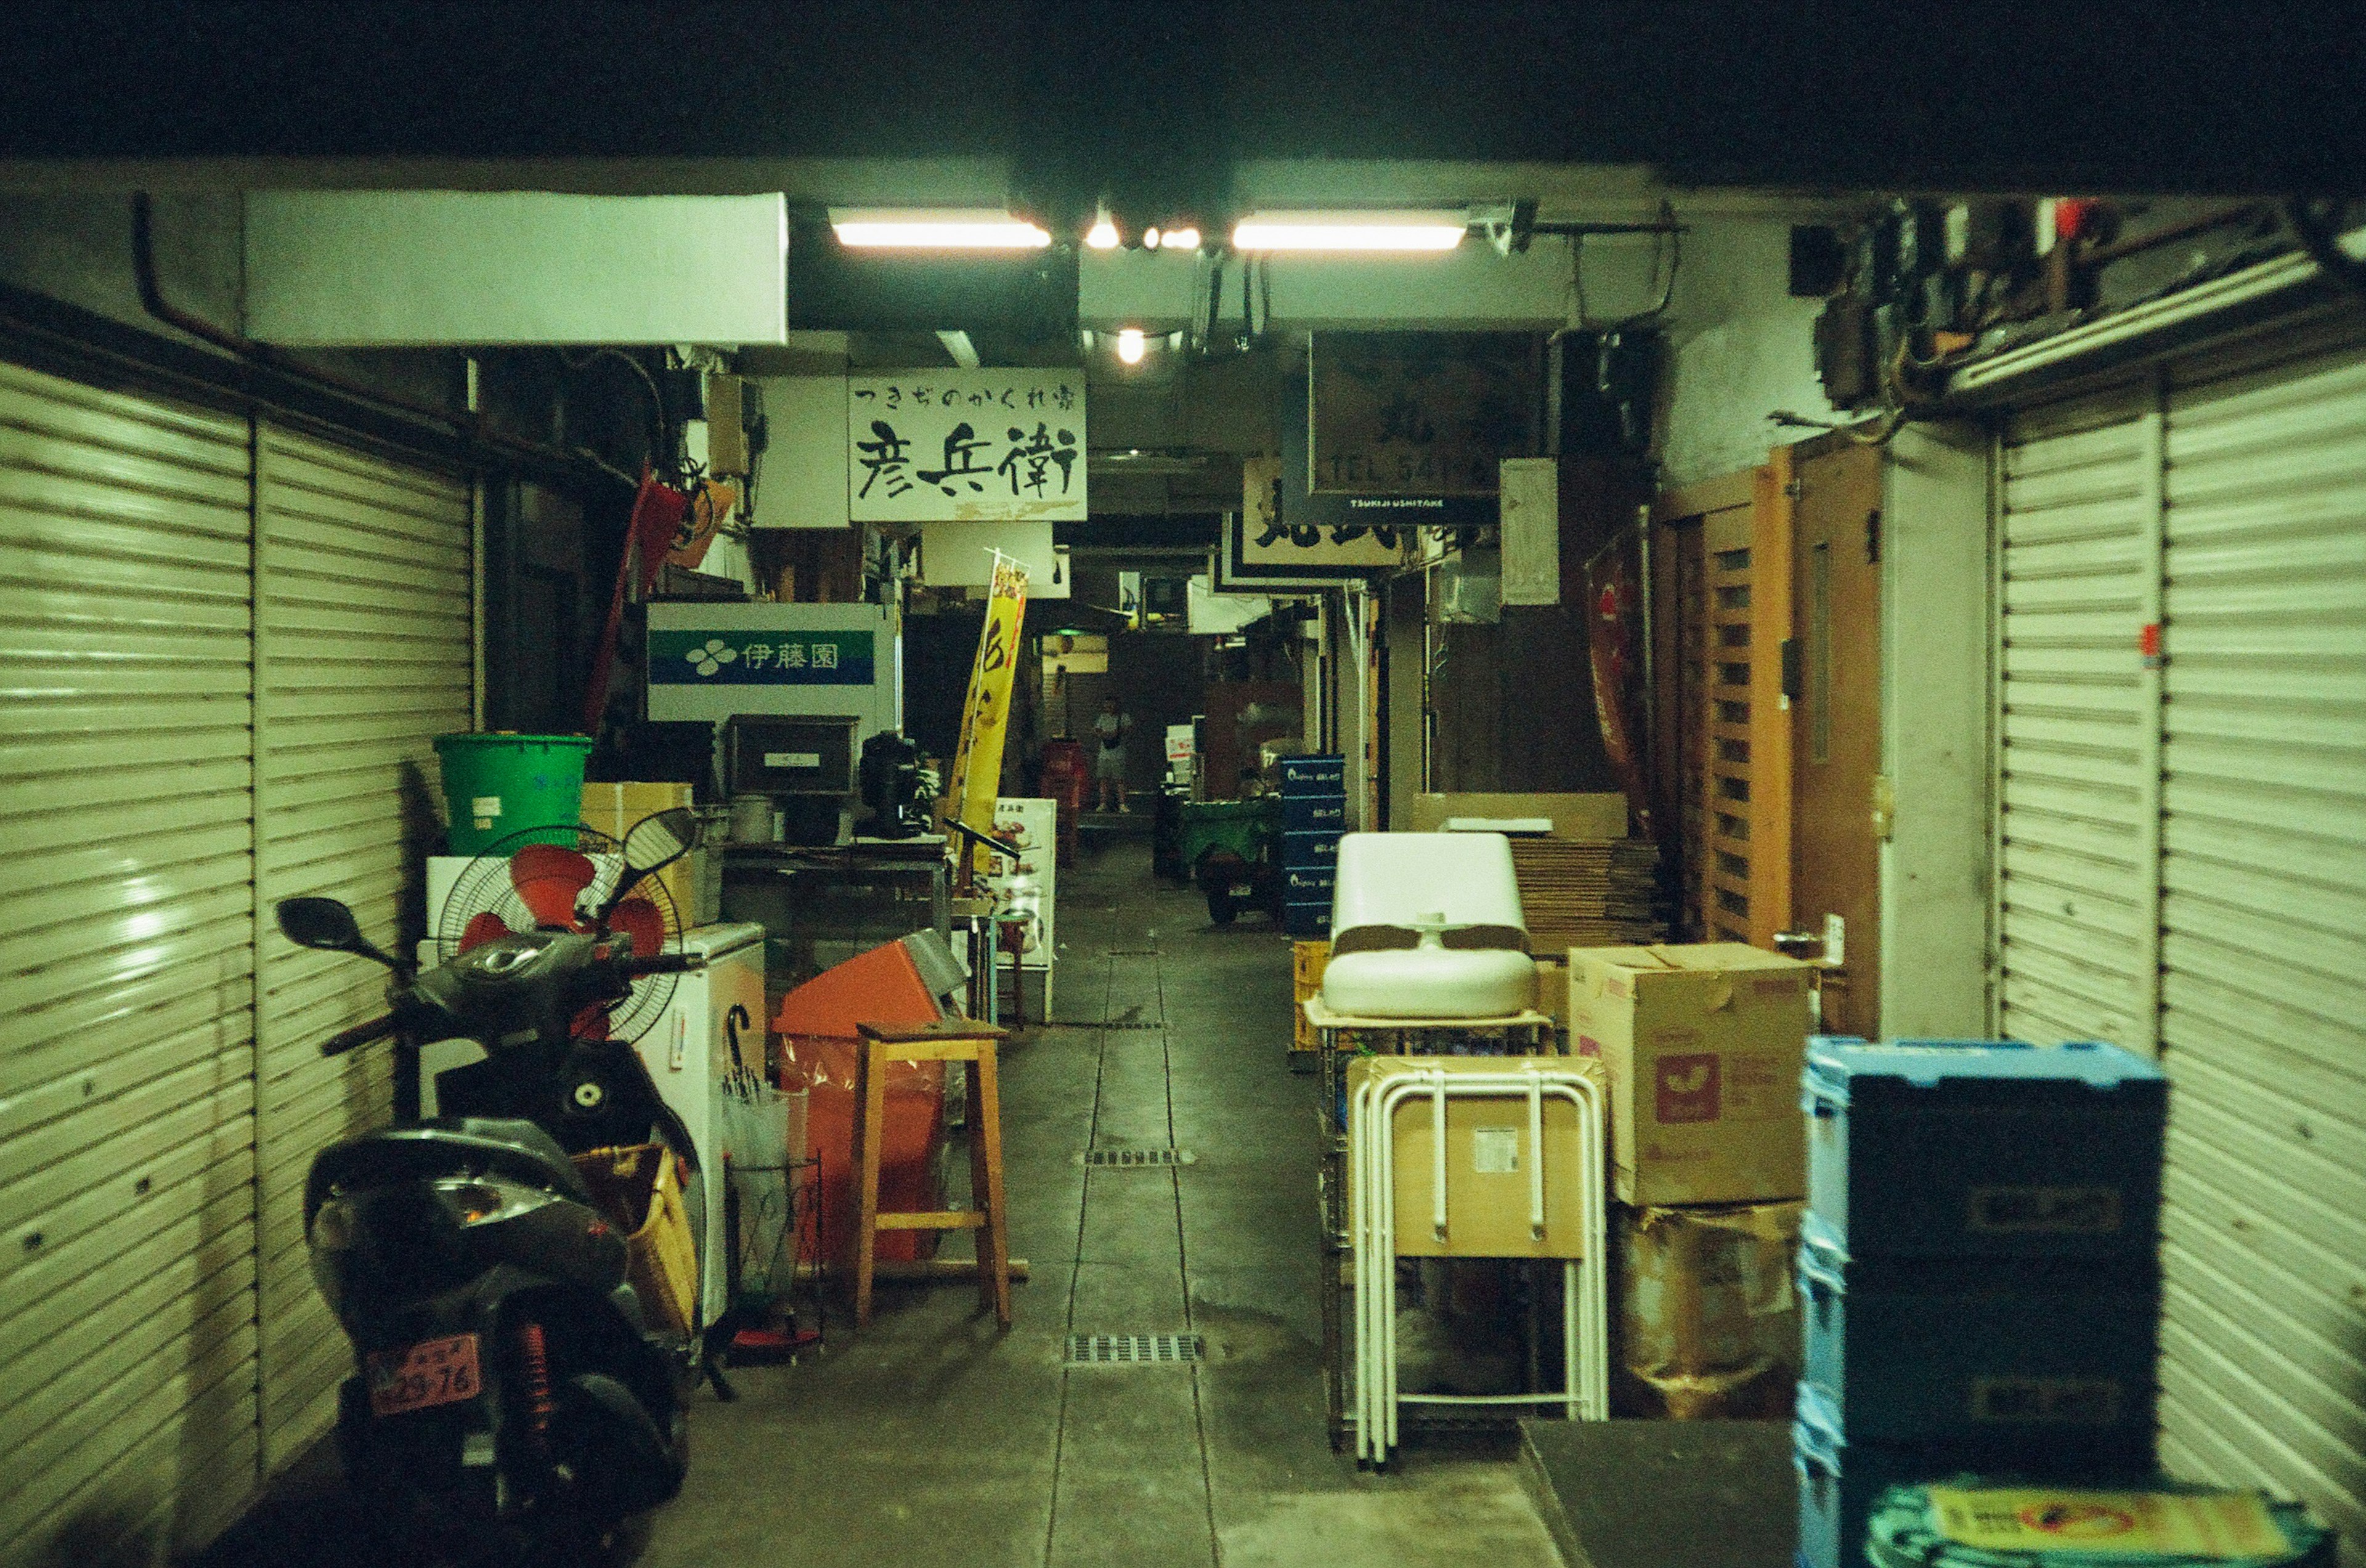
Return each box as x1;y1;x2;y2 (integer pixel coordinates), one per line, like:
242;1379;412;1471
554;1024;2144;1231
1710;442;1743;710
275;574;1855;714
1651;467;1776;946
1787;437;1884;1033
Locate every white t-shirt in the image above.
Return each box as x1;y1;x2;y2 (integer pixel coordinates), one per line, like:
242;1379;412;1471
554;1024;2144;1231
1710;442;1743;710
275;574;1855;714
1093;712;1130;752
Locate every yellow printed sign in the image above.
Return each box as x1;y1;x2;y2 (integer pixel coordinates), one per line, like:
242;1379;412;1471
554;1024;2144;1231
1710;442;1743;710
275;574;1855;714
1927;1487;2290;1559
946;553;1029;865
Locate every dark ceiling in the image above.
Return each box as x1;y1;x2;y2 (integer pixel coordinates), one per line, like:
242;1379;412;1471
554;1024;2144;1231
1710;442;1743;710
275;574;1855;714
6;2;2362;197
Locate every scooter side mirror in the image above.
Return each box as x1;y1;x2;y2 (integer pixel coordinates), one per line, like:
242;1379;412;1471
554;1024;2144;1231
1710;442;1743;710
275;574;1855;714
275;896;403;968
623;808;702;875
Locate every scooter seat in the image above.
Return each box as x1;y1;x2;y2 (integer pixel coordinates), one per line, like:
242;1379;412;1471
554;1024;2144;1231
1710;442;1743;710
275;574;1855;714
306;1118;595;1217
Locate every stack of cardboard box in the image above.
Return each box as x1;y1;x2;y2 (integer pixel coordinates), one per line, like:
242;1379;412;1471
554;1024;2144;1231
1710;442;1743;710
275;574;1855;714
1567;943;1815;1420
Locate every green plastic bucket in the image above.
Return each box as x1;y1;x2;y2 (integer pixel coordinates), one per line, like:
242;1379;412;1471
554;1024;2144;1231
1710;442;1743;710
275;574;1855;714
433;733;593;855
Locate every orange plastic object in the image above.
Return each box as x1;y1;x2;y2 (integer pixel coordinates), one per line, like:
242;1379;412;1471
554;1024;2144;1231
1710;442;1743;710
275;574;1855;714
773;939;952;1265
510;844;597;928
770;939;942;1039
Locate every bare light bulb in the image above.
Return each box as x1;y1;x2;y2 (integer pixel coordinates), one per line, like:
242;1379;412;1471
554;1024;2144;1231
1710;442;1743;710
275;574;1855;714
1143;226;1163;250
1116;328;1146;365
1163;226;1201;251
1086;216;1120;250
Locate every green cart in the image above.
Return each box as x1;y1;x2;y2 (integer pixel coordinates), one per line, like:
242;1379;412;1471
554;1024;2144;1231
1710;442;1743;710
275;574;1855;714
1177;797;1283;925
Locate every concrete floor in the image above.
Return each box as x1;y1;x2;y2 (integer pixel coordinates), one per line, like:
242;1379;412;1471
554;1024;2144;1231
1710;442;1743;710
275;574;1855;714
204;839;1566;1567
640;840;1564;1567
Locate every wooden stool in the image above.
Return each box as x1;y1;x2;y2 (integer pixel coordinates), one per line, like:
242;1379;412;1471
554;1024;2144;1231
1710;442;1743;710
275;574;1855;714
852;1018;1013;1329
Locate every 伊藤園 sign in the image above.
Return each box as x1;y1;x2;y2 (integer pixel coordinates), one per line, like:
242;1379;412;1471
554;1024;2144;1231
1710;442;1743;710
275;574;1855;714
648;628;876;684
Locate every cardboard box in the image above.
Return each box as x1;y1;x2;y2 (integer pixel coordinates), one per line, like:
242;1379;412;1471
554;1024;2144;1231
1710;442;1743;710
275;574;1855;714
1410;792;1630;840
1614;1200;1803;1420
1346;1055;1604;1258
1292;939;1330;1050
1570;943;1811;1206
1535;957;1571;1033
580;782;713;928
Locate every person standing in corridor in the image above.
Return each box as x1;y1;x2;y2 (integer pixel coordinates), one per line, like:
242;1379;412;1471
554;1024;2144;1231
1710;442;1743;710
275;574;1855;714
1092;696;1132;813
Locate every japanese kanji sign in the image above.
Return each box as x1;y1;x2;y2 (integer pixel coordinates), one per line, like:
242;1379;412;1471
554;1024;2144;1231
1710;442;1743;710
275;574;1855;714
947;554;1030;863
1240;454;1402;573
848;370;1087;522
648;628;876;685
1307;332;1539;496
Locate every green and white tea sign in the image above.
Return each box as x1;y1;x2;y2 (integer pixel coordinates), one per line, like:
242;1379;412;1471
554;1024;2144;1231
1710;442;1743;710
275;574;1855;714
649;627;876;686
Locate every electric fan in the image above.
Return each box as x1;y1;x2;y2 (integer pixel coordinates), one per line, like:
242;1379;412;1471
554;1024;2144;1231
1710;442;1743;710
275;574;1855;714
436;823;686;1045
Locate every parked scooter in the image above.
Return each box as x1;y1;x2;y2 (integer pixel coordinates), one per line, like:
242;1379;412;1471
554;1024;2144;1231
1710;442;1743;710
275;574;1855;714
278;808;715;1561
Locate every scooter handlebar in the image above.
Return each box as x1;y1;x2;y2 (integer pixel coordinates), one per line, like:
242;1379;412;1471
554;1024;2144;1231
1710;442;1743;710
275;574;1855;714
319;1013;399;1057
624;952;705;977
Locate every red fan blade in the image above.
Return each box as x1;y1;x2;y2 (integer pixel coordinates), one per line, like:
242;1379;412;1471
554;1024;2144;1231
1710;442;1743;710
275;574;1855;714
458;910;513;954
570;1003;611;1041
511;843;597;928
608;898;665;962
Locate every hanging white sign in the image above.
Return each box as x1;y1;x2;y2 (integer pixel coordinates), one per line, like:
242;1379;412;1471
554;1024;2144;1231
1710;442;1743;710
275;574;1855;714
847;370;1088;523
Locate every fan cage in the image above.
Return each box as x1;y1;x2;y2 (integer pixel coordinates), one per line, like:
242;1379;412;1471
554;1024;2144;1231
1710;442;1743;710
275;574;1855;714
434;822;688;1044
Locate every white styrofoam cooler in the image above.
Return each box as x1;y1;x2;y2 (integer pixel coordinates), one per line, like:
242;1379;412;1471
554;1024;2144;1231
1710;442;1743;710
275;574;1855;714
1321;832;1537;1019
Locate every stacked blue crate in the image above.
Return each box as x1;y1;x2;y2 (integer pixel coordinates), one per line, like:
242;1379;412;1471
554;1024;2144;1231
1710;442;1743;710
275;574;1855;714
1794;1038;2169;1568
1279;755;1344;938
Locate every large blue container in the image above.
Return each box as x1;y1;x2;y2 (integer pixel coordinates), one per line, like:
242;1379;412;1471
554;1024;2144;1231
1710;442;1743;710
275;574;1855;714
1282;863;1336;900
1280;754;1346;792
1280;828;1344;871
1794;1386;2149;1568
1284;901;1332;938
1803;1038;2166;1261
1280;792;1348;832
1799;1214;2160;1448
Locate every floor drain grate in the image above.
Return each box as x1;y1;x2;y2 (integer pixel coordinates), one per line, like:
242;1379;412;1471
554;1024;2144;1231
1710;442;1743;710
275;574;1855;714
1065;1333;1205;1365
1078;1147;1196;1168
1079;1019;1166;1031
1104;947;1160;957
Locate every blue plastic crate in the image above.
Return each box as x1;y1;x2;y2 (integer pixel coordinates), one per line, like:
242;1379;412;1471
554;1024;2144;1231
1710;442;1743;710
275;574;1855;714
1282;863;1336;899
1803;1038;2166;1261
1798;1213;2160;1447
1283;901;1331;938
1280;793;1348;832
1280;829;1343;870
1280;754;1346;792
1794;1385;2150;1568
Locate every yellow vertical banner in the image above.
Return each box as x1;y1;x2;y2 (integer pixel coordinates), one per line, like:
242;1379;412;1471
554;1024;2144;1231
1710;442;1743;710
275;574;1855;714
948;553;1030;863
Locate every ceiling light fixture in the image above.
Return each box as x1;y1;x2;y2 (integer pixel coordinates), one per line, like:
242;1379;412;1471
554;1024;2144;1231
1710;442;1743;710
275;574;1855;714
1158;225;1201;251
830;208;1051;249
1142;226;1163;250
1116;327;1146;365
1230;209;1468;252
1085;205;1120;250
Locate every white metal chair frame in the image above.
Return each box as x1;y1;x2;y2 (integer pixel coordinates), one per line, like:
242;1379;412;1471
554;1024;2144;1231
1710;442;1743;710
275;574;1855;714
1349;1061;1609;1464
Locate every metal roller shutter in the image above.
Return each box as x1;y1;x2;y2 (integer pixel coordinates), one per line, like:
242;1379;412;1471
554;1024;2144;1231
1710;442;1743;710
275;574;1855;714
0;363;262;1564
2153;321;2366;1554
253;423;475;1466
1994;314;2366;1562
1994;380;2161;1050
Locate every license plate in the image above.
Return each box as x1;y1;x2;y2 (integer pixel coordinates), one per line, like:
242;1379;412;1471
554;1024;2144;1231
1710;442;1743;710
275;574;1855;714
366;1333;482;1417
1231;885;1253;897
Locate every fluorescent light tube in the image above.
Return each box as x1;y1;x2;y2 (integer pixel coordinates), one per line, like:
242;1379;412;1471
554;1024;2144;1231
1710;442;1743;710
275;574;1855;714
831;208;1051;249
1230;210;1468;251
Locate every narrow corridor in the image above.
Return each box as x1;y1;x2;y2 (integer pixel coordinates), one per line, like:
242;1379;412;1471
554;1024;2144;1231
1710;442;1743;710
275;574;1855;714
641;840;1565;1567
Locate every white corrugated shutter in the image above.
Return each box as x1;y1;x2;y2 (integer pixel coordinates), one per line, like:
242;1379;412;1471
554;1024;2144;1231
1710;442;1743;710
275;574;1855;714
2152;321;2366;1554
0;364;262;1564
1994;379;2163;1049
1994;315;2366;1563
253;423;474;1466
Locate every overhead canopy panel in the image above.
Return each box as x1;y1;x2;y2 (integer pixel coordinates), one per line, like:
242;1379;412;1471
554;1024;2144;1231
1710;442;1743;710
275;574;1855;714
243;190;789;344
